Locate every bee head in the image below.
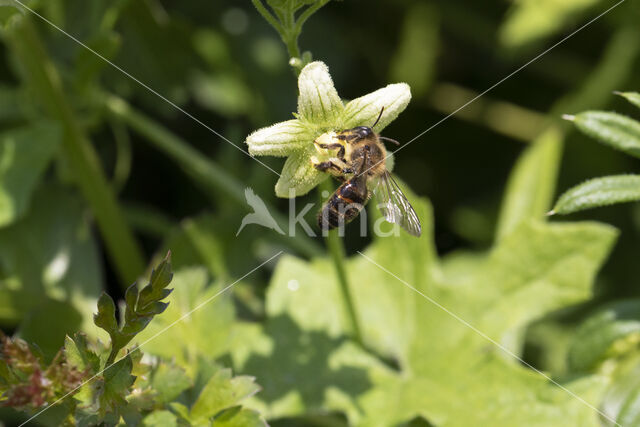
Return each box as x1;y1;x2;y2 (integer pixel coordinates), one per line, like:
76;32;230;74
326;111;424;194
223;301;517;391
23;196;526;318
353;126;373;138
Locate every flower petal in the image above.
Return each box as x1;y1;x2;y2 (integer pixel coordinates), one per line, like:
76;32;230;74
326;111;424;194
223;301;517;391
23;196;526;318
275;149;329;198
342;83;411;131
246;119;312;157
297;62;344;125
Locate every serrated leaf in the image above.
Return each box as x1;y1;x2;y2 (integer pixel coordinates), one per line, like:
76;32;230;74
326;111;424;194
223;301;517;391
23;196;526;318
496;127;562;239
568;300;640;372
94;293;119;337
64;334;100;373
0;122;61;227
138;254;174;308
569;111;640;159
99;355;135;412
95;254;174;363
552;175;640;215
616;91;640;109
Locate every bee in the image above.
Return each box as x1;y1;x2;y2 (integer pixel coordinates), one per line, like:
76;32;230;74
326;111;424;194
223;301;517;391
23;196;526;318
312;108;422;237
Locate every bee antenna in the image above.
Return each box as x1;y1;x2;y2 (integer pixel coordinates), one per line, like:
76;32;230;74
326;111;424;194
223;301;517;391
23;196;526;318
379;136;400;146
371;106;384;129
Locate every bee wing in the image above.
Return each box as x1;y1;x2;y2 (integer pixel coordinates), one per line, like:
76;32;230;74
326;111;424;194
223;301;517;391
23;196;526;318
373;171;422;237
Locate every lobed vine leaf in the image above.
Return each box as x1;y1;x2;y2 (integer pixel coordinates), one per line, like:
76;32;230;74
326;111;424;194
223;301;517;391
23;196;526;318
235;191;617;425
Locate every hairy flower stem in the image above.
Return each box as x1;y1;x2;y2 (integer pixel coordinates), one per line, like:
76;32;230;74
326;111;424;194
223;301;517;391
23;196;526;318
251;0;330;75
318;181;363;345
5;18;145;287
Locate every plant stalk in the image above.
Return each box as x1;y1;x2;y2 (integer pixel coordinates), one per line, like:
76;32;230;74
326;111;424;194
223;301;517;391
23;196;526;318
318;181;362;345
5;18;145;287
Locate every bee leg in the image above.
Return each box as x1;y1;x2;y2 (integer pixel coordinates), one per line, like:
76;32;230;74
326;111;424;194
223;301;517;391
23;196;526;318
312;156;348;176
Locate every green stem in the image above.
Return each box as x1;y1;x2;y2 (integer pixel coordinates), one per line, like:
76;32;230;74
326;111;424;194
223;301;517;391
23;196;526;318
251;0;284;35
105;347;120;367
5;18;145;287
295;0;330;33
318;181;362;345
103;94;322;258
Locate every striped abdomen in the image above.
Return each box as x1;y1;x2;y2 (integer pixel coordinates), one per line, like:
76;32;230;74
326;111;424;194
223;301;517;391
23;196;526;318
318;177;368;231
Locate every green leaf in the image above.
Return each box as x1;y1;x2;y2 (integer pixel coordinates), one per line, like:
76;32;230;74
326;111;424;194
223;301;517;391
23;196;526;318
0;2;22;28
18;298;83;360
64;333;100;373
142;410;178;427
600;356;640;427
94;293;119;338
499;0;599;49
496;127;562;239
616;91;640;109
94;253;173;365
0;122;61;227
567;111;640;159
98;355;135;414
568;300;640;372
241;190;618;425
215;407;268;427
150;362;192;404
190;368;261;421
552;175;640;215
134;268;235;367
389;3;439;97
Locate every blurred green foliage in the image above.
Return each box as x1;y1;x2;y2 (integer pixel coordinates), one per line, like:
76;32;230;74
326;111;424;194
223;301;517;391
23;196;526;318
0;0;640;425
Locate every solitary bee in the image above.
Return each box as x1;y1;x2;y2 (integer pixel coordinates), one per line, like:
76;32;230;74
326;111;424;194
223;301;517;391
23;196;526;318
312;108;422;236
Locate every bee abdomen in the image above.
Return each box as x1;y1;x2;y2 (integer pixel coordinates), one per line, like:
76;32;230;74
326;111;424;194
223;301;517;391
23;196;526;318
318;179;367;231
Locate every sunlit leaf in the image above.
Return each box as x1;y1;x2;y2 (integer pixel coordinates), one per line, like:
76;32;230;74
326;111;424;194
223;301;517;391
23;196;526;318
496;127;562;239
238;189;617;425
190;369;260;421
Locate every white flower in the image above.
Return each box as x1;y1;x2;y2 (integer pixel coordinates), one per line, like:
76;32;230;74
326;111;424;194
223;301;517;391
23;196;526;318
246;61;411;197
